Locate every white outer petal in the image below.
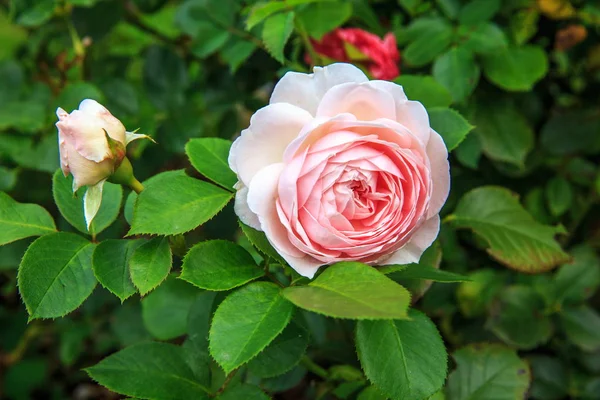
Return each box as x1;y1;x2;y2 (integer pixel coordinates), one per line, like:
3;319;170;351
229;103;313;187
234;184;261;230
426;129;450;218
270;63;369;116
381;215;440;265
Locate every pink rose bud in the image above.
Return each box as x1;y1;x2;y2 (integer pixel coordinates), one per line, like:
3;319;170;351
229;63;450;278
56;99;150;229
310;28;400;81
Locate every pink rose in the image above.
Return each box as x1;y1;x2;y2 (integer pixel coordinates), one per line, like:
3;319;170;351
56;99;148;228
310;29;400;80
57;99;127;191
229;63;450;278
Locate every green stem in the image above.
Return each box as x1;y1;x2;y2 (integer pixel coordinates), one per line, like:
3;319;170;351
301;355;329;380
294;18;321;67
215;369;238;396
130;178;144;194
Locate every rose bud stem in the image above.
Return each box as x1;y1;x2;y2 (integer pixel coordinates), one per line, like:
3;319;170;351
108;156;144;194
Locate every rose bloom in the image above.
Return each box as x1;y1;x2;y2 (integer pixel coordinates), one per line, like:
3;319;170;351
56;99;147;228
57;99;127;191
229;63;450;278
311;29;400;80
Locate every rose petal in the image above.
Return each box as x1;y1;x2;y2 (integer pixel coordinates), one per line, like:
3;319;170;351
426;130;450;218
316;82;397;121
380;215;440;265
247;163;323;278
270;63;369;115
229;103;313;187
234;183;261;230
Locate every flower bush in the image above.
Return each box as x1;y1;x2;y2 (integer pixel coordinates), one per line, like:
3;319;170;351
1;1;600;400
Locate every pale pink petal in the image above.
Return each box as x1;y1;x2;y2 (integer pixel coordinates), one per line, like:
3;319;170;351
367;80;430;144
229;103;313;187
380;215;440;265
78;99;127;144
270;63;369;115
57;112;112;163
426;130;450;218
79;99;109;114
234;183;261;230
63;139;114;191
247;163;323;277
316;82;397;121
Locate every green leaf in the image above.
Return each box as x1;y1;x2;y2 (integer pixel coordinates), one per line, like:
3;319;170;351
85;342;209;399
92;239;145;302
448;186;570;272
209;282;294;373
428;107;474;151
247;321;309;378
459;23;508;55
457;269;505;318
403;20;453;67
487;285;552;349
185;138;237;190
446;344;530;400
220;37;257;73
297;1;353;40
181;240;263;291
510;8;538;45
190;23;230;58
0;192;55;246
217;384;270;400
481;46;548;91
560;305;600;352
52;170;123;236
0;166;18;192
528;356;568;400
16;0;56;27
394;75;452;109
18;233;96;319
357;385;387;400
454;132;482;169
246;2;288;30
142;276;199;340
143;45;188;109
540;109;600;156
128;170;233;236
240;221;287;265
282;262;411;319
124;170;188;225
356;310;447;400
387;264;470;283
262;11;295;63
129;237;172;295
471;99;533;167
185;292;217;387
554;246;600;305
458;0;500;25
433;46;480;103
545;177;573;217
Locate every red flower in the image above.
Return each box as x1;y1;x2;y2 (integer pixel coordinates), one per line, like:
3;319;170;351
310;28;400;80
